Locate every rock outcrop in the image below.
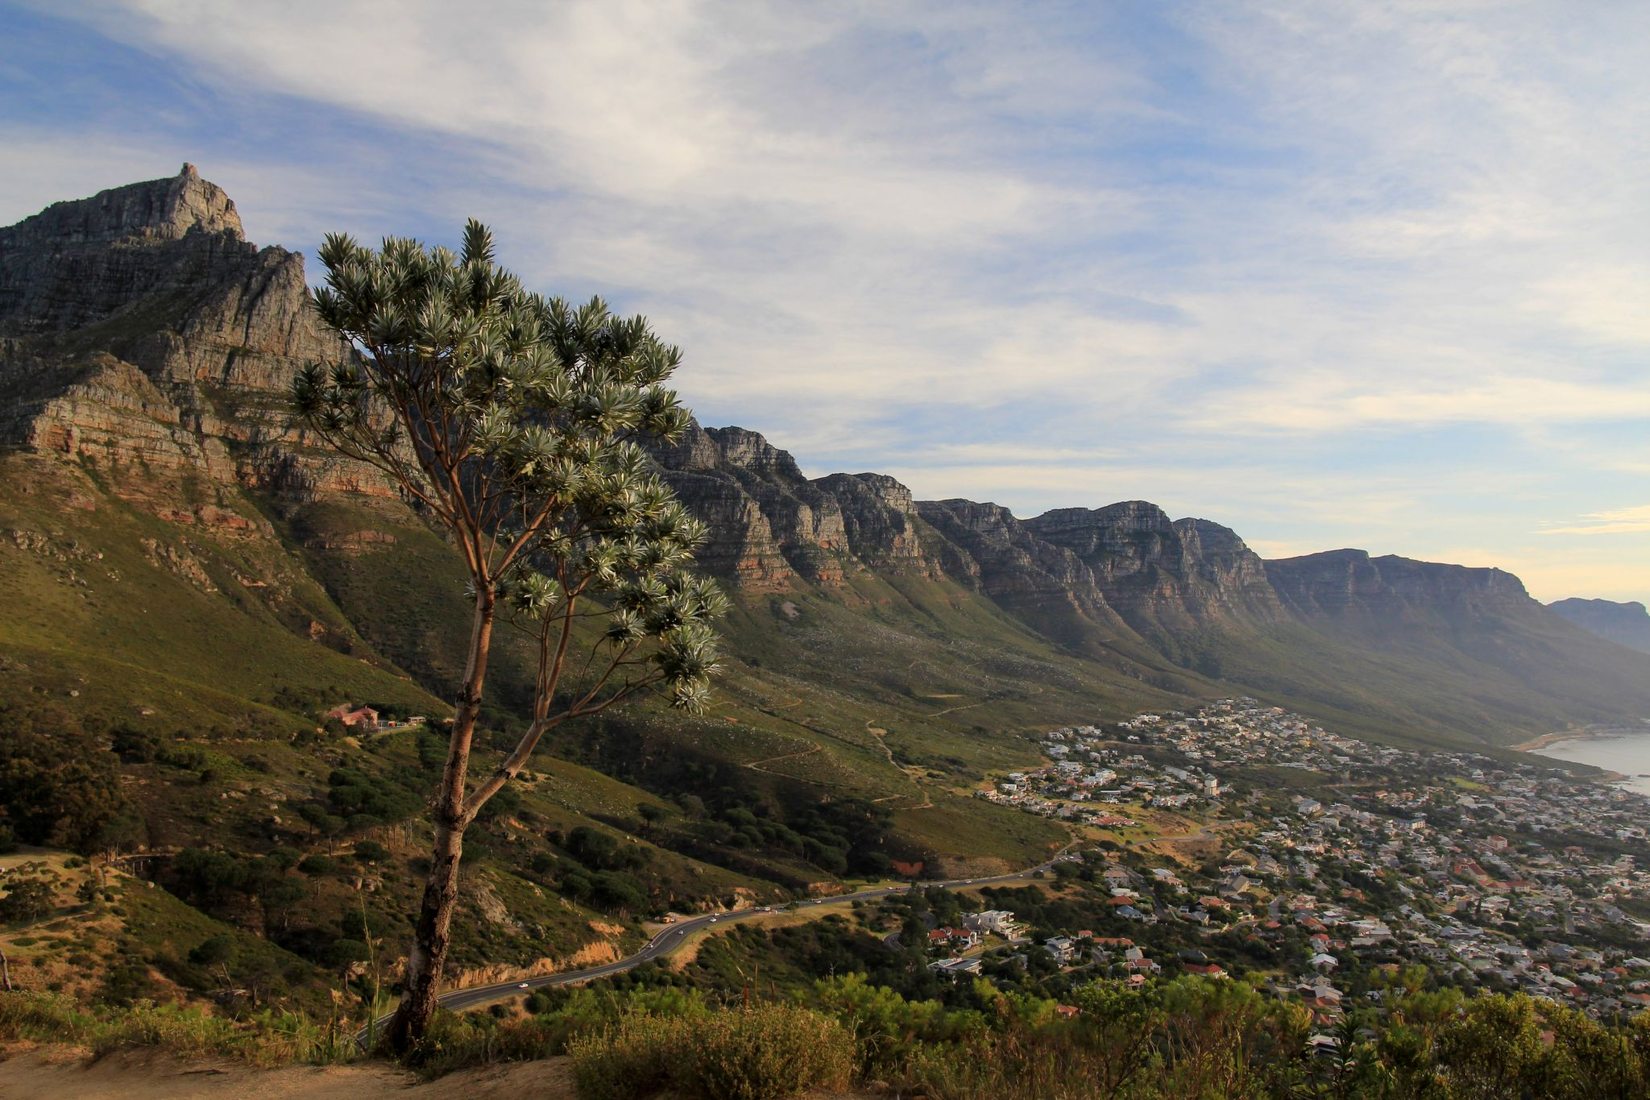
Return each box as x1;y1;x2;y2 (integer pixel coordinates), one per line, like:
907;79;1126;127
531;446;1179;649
916;498;1131;651
5;168;1648;749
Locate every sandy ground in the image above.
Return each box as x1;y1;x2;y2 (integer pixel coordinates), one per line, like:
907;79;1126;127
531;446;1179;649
0;1043;577;1100
0;1043;878;1099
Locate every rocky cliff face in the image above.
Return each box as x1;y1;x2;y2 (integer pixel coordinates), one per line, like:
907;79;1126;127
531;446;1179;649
0;164;373;497
650;423;947;590
1022;502;1284;634
1266;549;1532;623
1549;598;1650;654
915;498;1134;649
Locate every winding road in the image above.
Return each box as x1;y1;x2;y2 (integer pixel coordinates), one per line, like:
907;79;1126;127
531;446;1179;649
359;857;1063;1042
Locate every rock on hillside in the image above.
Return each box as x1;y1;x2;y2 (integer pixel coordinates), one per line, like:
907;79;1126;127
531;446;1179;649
4;167;1649;750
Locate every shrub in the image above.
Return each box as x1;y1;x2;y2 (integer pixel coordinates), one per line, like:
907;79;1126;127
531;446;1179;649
353;840;390;864
687;1003;852;1100
568;1012;684;1100
405;1011;561;1078
298;854;336;876
0;992;346;1068
569;1003;852;1100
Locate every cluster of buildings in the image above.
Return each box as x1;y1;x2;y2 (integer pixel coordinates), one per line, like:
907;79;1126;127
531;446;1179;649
969;699;1650;1021
980;727;1219;821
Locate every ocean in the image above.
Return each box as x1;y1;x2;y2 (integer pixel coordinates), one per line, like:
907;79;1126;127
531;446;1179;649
1535;731;1650;797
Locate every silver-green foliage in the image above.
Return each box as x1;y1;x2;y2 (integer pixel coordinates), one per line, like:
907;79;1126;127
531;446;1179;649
294;221;725;811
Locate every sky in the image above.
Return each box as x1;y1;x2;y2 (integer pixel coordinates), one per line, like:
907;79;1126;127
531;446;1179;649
2;1;1648;605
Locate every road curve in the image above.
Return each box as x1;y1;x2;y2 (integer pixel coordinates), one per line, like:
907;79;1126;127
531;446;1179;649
360;859;1061;1041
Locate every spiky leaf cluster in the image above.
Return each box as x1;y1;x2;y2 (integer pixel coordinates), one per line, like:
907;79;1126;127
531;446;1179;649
294;221;723;712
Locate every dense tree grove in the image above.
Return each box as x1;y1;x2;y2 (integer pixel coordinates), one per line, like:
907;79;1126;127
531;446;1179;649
0;704;136;854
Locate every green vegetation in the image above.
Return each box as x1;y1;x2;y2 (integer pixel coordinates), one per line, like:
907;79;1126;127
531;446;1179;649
0;991;357;1066
568;1002;852;1100
0;702;137;854
329;972;1650;1099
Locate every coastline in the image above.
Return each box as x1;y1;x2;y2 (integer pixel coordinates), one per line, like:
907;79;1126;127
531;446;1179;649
1515;724;1650;791
1513;729;1593;753
1513;723;1649;754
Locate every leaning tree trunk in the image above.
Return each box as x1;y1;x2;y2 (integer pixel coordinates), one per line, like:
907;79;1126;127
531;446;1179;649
383;588;495;1052
384;814;465;1051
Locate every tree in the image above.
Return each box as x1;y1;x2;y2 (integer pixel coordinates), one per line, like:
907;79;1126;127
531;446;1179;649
294;222;725;1051
0;875;54;926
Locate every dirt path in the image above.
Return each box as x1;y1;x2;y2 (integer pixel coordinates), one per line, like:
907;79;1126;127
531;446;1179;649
741;743;822;774
0;1045;876;1100
927;682;1042;717
0;1045;576;1100
864;722;933;810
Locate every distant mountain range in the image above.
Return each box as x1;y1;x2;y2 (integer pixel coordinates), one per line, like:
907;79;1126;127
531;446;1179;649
1548;598;1650;655
4;165;1649;776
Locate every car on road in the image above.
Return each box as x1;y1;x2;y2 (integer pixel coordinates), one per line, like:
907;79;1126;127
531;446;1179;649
518;982;529;989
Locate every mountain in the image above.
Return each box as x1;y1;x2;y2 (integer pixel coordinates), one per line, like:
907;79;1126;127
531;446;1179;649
1548;598;1650;654
4;167;1650;831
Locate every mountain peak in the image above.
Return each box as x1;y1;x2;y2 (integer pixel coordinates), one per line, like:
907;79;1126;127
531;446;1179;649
5;163;243;248
0;165;258;341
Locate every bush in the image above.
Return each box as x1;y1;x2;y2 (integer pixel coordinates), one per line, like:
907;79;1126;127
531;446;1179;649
353;840;390;864
568;1013;683;1100
0;992;346;1067
688;1004;853;1100
403;1011;561;1078
569;1003;852;1100
298;855;336;876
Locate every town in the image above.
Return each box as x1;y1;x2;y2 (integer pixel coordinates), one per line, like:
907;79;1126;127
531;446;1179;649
921;700;1650;1024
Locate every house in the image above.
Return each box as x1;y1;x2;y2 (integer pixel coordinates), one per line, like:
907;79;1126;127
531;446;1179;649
326;703;380;729
931;957;982;977
963;910;1018;935
928;927;981;950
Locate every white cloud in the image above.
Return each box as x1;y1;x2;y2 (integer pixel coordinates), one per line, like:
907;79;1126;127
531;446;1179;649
9;0;1650;604
1540;505;1650;537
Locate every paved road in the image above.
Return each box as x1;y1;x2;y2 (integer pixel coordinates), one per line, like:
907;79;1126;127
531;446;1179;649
359;859;1061;1041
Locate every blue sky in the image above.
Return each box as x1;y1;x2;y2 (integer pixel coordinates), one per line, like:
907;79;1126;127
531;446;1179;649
4;1;1648;605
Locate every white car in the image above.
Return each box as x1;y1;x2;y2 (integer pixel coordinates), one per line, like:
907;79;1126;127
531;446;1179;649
518;982;529;989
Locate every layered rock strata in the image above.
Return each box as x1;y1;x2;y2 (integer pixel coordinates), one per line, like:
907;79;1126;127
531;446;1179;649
0;164;375;497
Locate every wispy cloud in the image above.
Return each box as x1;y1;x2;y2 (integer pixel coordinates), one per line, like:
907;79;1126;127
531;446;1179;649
1540;506;1650;538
